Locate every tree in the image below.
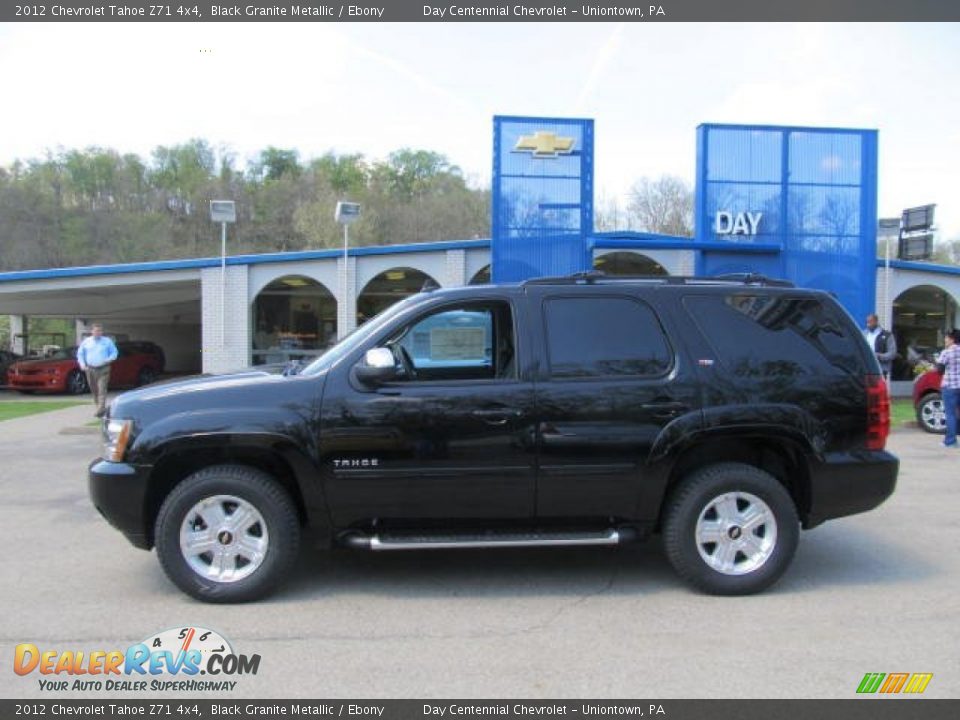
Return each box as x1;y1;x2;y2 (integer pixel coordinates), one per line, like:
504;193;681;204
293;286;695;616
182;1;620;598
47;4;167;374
378;149;457;199
594;192;625;232
149;139;216;201
626;175;694;237
0;141;491;270
310;153;367;194
255;147;301;181
932;235;960;265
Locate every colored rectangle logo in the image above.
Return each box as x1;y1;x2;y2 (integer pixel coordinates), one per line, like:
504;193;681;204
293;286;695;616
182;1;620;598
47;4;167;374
857;672;932;694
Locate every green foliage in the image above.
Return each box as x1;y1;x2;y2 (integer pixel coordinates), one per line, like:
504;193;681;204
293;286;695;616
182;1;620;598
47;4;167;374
0;142;491;271
256;147;301;181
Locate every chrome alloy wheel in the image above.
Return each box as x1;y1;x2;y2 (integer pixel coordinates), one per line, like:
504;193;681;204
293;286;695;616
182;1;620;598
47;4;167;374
179;495;269;583
694;492;777;575
920;398;946;432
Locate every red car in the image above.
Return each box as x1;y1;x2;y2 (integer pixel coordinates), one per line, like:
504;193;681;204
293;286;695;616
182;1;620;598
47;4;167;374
913;369;945;434
6;342;163;395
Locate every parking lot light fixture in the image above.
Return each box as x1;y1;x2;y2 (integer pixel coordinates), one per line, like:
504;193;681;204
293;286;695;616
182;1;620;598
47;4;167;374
335;201;361;340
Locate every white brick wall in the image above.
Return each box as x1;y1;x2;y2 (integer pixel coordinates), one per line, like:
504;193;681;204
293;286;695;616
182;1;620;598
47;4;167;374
444;249;467;287
201;265;250;374
678;250;697;276
8;315;25;354
876;264;894;328
336;256;358;340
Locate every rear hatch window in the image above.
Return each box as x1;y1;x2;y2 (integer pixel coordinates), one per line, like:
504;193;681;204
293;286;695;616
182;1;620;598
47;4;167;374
682;294;862;376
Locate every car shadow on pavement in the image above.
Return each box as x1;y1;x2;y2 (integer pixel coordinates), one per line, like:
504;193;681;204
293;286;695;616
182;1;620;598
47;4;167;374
279;541;678;603
269;522;938;604
771;523;937;593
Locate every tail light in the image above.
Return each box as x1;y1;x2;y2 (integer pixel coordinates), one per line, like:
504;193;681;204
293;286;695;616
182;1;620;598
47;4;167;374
865;374;890;450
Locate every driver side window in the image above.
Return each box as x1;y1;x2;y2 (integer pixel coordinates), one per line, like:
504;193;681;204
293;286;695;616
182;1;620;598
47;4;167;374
394;302;515;382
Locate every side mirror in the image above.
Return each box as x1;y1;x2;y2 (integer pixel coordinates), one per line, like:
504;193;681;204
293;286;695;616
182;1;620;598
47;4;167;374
355;347;398;386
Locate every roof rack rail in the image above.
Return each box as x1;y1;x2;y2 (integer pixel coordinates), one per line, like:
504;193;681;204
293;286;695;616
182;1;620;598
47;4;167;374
522;271;795;287
709;273;794;287
523;270;609;285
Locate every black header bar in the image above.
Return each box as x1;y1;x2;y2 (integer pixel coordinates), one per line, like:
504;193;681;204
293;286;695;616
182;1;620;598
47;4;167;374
3;1;959;22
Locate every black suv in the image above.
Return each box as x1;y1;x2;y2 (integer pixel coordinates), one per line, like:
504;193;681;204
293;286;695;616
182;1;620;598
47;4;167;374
89;274;897;602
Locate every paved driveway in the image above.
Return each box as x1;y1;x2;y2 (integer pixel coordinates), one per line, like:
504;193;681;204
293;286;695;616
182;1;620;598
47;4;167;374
0;405;957;699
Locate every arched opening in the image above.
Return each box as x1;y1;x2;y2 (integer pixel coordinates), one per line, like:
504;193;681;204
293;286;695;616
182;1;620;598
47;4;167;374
593;251;668;276
252;275;336;365
357;267;439;324
891;284;958;380
469;265;491;285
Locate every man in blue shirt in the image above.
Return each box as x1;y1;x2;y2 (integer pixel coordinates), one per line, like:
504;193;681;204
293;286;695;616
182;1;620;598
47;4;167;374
77;323;119;417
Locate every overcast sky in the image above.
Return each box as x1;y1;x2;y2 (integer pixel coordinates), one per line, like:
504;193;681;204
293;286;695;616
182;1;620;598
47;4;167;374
1;22;957;238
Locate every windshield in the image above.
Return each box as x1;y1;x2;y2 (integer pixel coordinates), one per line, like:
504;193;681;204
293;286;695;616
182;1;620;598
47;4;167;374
299;294;426;376
31;347;77;362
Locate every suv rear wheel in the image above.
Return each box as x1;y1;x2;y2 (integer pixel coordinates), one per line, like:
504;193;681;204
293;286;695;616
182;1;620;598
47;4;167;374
663;462;799;595
155;465;300;603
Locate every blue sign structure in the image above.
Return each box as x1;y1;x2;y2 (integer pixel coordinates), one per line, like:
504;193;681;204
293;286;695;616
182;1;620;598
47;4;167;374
491;116;594;282
695;123;878;323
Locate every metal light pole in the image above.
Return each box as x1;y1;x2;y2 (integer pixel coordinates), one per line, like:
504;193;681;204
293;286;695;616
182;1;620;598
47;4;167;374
877;218;900;329
335;201;361;340
210;201;236;350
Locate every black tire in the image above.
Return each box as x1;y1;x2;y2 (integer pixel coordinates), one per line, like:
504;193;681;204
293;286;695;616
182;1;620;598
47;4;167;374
67;369;89;395
137;366;159;387
916;393;946;434
155;464;301;603
662;462;799;596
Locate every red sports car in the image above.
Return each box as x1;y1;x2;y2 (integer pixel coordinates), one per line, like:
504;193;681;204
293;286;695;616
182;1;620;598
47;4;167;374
913;368;945;434
5;342;163;395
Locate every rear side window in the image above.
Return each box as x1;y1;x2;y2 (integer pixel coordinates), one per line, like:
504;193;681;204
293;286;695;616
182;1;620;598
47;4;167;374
544;296;672;379
683;293;861;375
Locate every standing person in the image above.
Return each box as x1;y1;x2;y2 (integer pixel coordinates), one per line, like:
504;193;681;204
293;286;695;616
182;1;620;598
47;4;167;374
77;323;118;417
863;313;897;381
937;329;960;448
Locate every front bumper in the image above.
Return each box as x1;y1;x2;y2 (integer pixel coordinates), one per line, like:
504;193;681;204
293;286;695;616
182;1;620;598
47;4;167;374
806;450;899;527
88;459;153;549
8;376;65;391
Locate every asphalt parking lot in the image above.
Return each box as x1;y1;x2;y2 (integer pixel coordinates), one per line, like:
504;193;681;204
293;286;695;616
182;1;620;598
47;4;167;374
1;399;957;699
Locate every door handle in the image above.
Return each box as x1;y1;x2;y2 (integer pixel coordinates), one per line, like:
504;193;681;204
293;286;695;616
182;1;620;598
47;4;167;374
472;408;522;425
640;401;689;419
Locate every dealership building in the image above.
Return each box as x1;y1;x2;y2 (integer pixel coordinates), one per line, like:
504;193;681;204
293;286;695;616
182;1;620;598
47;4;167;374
1;119;958;387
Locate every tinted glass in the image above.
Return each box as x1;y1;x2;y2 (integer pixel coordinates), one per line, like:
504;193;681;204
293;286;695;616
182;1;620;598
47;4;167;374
544;297;671;378
683;294;861;376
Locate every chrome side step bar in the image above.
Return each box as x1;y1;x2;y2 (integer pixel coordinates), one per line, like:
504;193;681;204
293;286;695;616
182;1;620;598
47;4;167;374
341;528;627;551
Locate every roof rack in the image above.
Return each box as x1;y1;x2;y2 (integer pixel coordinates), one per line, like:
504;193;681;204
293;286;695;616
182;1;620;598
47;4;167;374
710;273;795;287
522;271;795;288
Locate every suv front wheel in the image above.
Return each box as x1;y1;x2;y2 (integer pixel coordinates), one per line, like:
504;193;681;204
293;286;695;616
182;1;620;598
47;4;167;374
155;464;301;603
663;462;799;595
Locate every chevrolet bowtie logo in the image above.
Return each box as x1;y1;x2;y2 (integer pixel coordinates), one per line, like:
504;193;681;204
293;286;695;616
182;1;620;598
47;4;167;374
513;131;576;158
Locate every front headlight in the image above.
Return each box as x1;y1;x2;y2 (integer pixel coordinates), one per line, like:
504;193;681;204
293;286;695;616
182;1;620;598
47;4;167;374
102;418;133;462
